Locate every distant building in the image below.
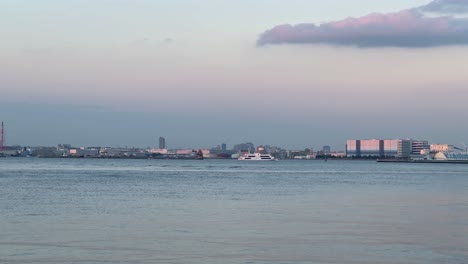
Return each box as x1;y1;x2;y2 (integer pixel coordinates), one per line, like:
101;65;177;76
159;137;166;149
397;140;411;159
221;143;227;152
331;152;346;158
347;139;414;158
430;144;453;153
176;149;194;155
201;149;211;156
148;149;168;154
363;139;383;156
57;144;72;150
346;140;361;157
69;148;99;157
268;146;288;160
411;140;429;155
347;139;382;157
233;142;255;153
383;139;399;157
322;146;331;155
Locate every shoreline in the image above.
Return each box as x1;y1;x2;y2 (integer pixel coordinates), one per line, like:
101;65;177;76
377;159;468;164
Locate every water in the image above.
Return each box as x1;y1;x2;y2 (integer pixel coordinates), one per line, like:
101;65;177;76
1;158;467;264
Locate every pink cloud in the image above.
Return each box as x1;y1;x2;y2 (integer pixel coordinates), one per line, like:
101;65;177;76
258;5;468;48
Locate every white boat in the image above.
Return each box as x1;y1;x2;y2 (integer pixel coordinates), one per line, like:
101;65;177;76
238;153;276;161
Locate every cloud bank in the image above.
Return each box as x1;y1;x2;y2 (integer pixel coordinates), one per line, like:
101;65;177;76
419;0;468;14
257;0;468;48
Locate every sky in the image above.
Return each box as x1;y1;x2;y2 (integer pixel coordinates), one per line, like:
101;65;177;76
1;0;468;150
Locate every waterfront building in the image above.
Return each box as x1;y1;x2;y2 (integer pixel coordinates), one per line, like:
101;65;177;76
430;144;453;153
397;140;411;158
221;143;227;151
347;139;412;158
383;139;399;157
69;148;99;157
331;152;346;158
148;148;168;154
100;147;142;158
411;140;429;155
159;137;166;149
346;140;361;157
360;139;381;156
434;152;468;161
176;149;193;155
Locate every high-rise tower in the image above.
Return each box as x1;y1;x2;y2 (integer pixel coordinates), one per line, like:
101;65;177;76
0;122;4;151
159;136;166;149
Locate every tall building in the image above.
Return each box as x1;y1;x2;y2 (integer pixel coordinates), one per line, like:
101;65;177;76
383;139;399;157
221;143;227;152
398;140;411;158
159;137;166;149
360;139;382;156
346;140;361;157
322;146;331;155
0;122;4;151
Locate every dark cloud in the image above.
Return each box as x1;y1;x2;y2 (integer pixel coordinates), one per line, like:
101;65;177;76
257;0;468;48
418;0;468;14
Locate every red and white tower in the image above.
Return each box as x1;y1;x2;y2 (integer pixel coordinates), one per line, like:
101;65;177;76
0;122;4;151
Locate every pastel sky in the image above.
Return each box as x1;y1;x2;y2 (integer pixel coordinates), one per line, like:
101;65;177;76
1;0;468;149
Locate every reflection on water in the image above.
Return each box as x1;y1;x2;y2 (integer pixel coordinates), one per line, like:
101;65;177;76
0;158;467;264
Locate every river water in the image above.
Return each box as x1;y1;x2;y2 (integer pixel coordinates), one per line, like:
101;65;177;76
1;158;467;264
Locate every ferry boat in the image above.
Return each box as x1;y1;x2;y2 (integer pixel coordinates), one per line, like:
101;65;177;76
238;153;276;161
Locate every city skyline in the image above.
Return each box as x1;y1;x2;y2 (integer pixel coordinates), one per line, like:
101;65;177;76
3;116;467;154
1;0;468;149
